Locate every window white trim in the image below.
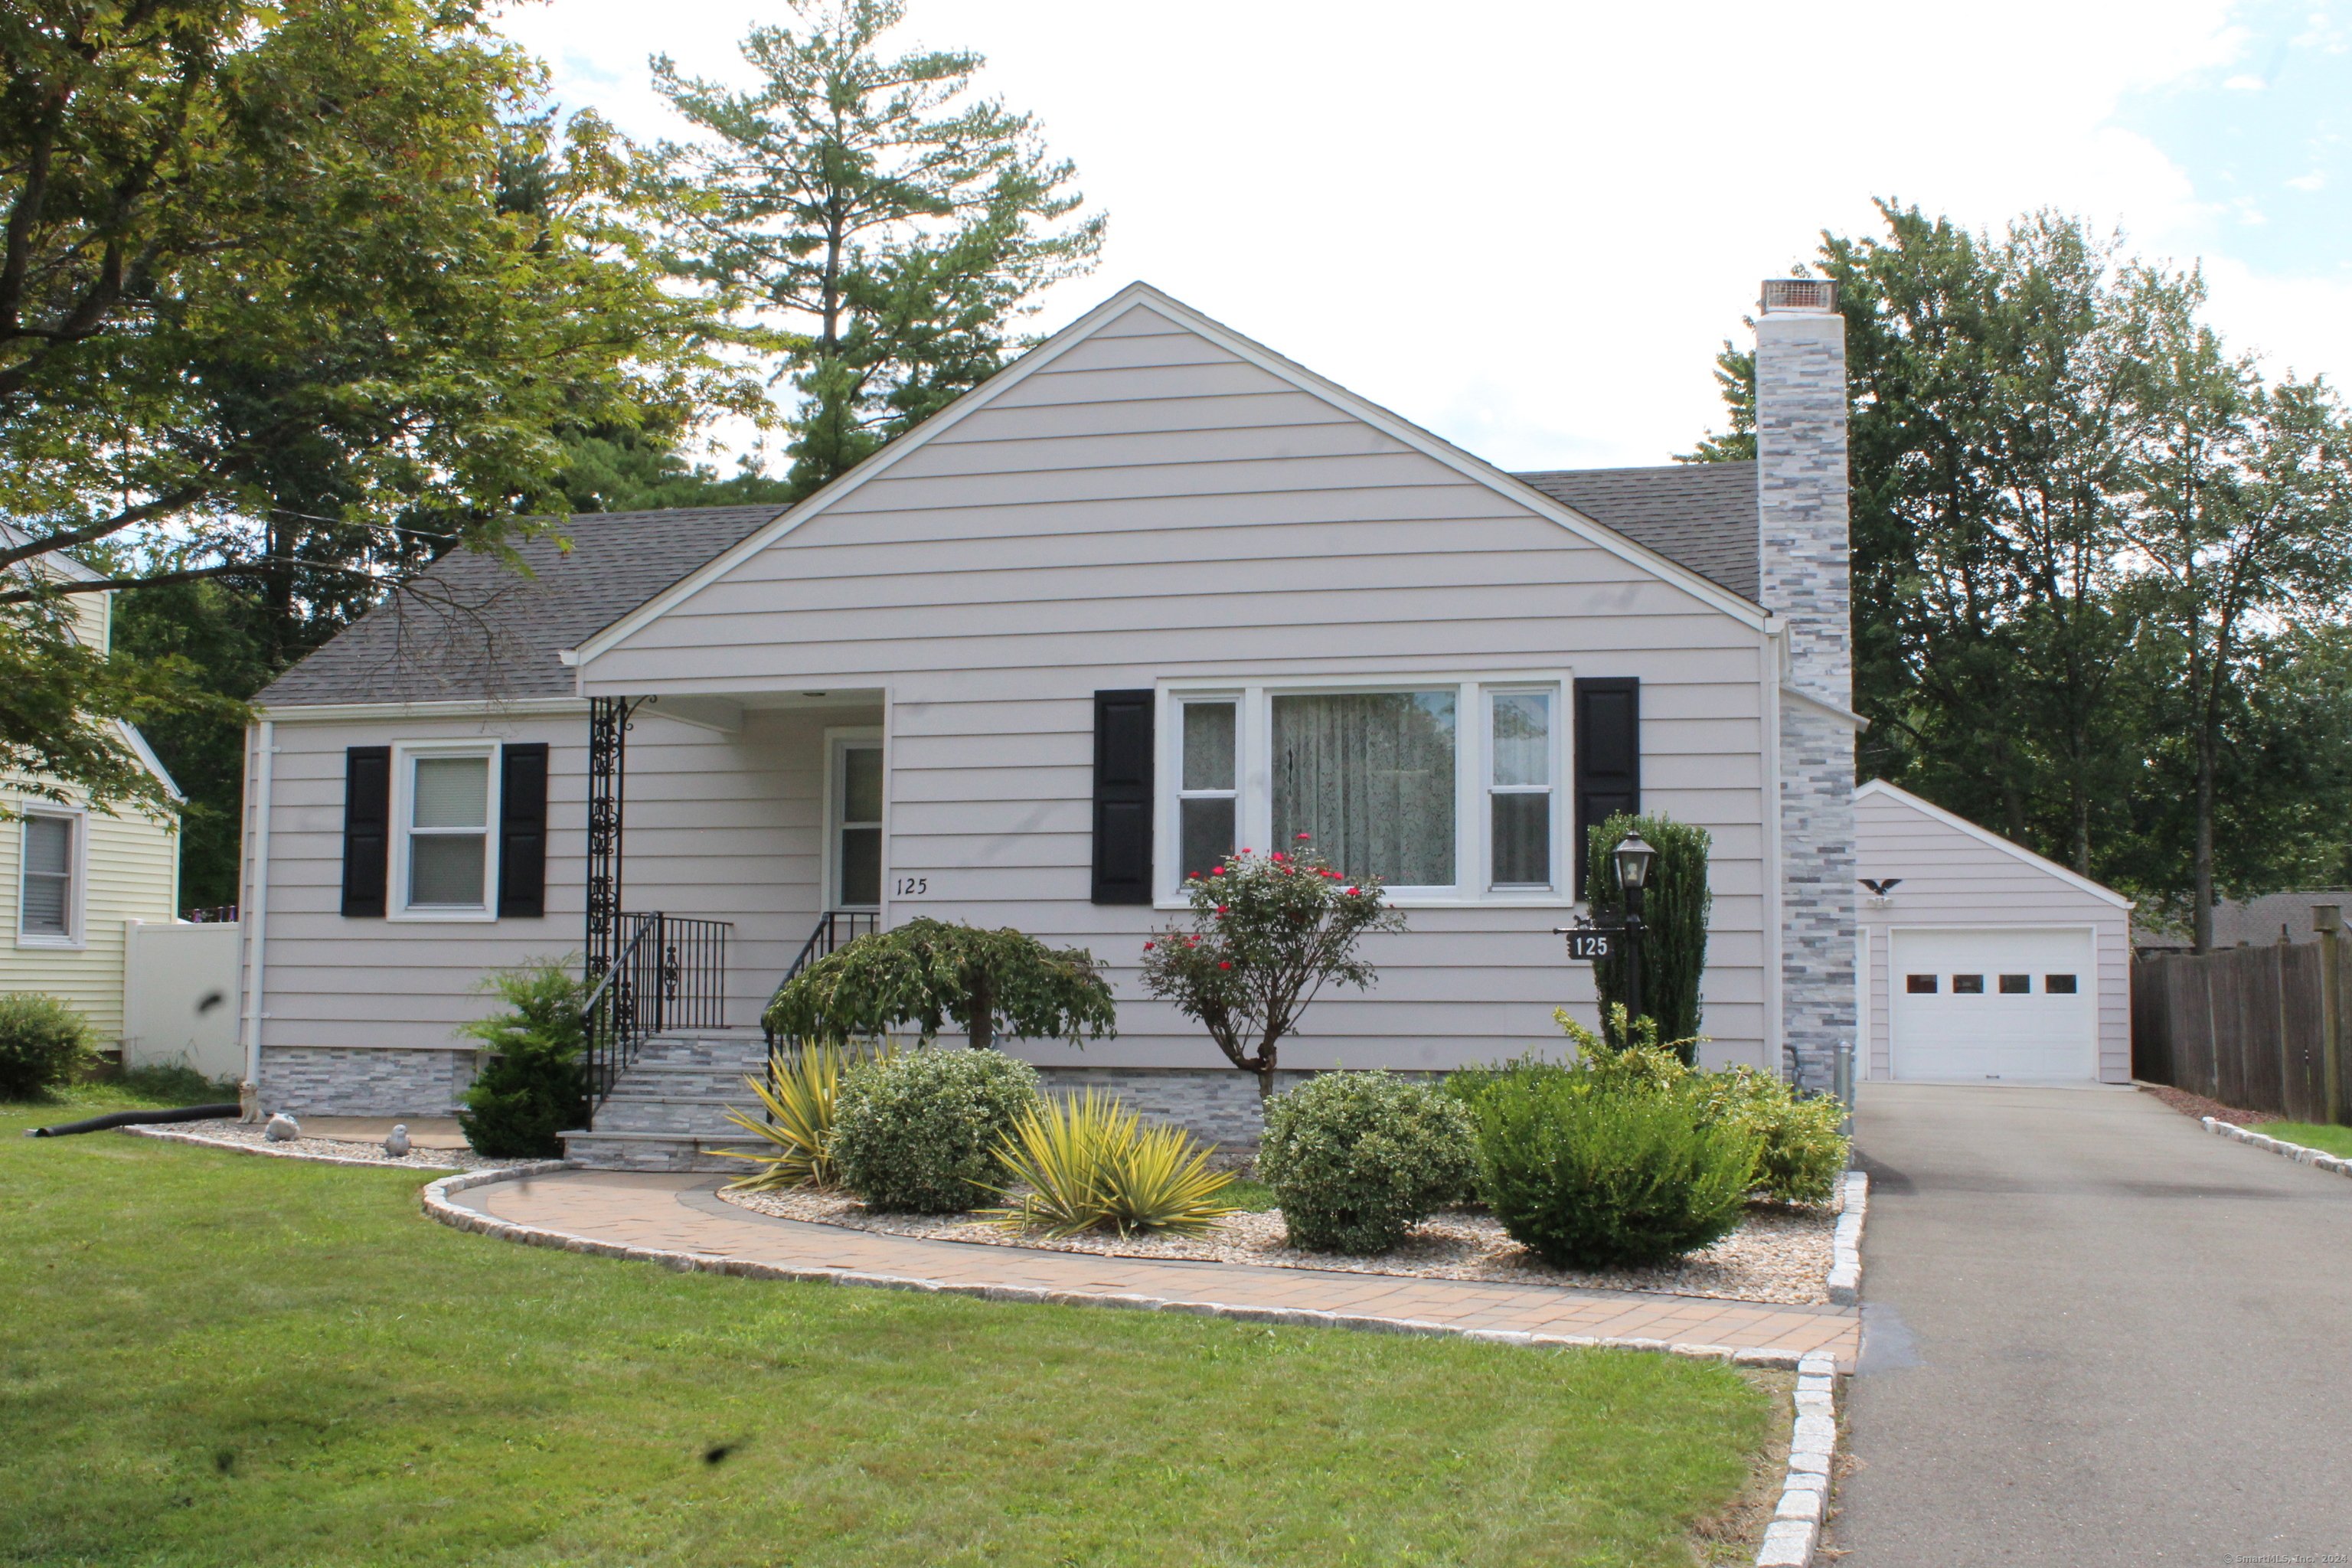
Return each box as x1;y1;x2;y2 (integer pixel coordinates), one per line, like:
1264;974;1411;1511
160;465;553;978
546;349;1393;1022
822;727;884;912
1154;672;1572;907
387;740;501;923
15;803;88;949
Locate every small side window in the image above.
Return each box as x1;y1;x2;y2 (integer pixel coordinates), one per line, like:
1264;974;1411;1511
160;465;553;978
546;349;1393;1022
1998;974;2030;995
1952;975;1985;995
2045;974;2079;995
1906;974;1938;994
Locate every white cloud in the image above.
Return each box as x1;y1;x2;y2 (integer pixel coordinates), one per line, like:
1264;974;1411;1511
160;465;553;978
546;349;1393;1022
2223;72;2270;88
2288;172;2329;190
495;0;2347;469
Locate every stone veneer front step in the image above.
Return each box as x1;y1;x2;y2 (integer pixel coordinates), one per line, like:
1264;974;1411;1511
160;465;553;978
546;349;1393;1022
562;1029;771;1171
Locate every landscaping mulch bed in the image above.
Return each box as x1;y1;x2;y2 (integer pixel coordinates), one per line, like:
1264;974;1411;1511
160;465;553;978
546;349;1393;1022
2137;1083;2278;1125
122;1119;517;1171
719;1185;1840;1305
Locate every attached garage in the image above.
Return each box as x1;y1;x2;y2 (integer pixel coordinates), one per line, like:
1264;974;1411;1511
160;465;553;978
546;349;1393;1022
1856;781;2134;1084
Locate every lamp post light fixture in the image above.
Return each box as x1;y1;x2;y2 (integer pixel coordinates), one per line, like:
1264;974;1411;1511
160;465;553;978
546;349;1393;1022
1612;831;1656;1027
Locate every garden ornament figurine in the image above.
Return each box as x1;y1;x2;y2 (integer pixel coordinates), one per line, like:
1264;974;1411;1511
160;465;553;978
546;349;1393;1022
383;1125;411;1158
265;1112;301;1142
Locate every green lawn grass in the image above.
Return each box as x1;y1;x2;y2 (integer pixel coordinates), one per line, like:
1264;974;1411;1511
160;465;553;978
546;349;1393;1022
2247;1121;2352;1158
2;1103;1779;1567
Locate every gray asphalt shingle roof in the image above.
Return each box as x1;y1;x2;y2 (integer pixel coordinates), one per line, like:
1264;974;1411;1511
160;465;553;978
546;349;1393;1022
256;462;1761;708
1511;461;1760;602
256;505;789;707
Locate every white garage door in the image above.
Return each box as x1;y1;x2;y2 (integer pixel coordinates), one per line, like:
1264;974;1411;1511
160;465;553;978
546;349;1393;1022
1888;927;2096;1082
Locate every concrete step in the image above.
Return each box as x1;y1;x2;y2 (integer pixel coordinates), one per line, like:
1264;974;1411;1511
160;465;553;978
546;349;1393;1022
558;1128;767;1174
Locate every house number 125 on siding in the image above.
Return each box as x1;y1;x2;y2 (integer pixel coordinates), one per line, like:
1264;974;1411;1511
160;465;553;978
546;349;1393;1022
893;877;927;896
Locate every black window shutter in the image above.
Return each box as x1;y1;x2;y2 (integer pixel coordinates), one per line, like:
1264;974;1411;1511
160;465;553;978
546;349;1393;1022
340;746;392;917
1091;690;1154;904
498;743;549;919
1572;678;1640;899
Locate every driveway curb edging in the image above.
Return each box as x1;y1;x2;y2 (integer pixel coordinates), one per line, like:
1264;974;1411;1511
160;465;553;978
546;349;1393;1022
1825;1170;1867;1305
2202;1117;2352;1176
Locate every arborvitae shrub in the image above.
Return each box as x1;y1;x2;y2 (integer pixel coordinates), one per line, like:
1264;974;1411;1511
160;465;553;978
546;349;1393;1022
456;960;589;1158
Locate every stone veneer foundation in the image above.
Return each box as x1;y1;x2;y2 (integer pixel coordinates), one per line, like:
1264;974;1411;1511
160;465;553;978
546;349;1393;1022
259;1047;480;1117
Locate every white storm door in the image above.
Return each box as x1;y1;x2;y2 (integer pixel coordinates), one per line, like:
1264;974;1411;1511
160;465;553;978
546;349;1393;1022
1888;927;2096;1082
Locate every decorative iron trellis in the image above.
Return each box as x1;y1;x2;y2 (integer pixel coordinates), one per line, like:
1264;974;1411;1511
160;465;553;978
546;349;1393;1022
584;695;639;985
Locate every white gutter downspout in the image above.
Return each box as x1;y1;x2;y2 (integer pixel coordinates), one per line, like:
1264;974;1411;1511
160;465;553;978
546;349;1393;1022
238;720;274;1118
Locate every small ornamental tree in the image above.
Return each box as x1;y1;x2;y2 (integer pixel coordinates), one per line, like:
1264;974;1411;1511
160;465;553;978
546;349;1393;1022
1139;838;1405;1098
765;918;1116;1050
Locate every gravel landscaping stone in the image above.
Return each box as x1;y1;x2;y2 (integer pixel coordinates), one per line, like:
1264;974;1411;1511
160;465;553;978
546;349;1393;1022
124;1119;523;1171
717;1185;1841;1305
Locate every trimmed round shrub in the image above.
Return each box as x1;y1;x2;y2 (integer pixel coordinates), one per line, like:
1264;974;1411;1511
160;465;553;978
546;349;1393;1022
1257;1070;1476;1254
1475;1077;1759;1268
0;993;95;1099
1695;1067;1849;1205
831;1047;1042;1213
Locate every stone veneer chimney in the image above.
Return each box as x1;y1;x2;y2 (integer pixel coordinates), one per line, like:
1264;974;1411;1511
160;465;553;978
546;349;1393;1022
1756;279;1857;1091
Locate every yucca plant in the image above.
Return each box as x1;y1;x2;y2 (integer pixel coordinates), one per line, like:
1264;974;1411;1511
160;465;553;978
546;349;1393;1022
985;1091;1238;1239
719;1041;877;1191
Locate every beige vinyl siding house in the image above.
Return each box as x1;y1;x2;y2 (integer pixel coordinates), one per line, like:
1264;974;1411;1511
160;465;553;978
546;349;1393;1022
1856;779;2133;1084
1;548;185;1048
241;279;1864;1158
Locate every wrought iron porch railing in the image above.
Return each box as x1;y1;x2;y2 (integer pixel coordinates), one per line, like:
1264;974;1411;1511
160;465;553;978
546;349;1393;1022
580;912;733;1106
763;910;880;1050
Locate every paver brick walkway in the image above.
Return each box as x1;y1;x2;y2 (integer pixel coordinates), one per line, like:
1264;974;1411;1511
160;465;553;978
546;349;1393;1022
446;1168;1860;1366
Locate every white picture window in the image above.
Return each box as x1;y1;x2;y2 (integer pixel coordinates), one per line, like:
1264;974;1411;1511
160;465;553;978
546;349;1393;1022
395;747;498;918
1158;678;1565;903
18;811;80;944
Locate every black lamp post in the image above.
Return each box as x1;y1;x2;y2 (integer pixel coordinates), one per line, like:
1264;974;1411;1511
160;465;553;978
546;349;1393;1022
1613;831;1657;1027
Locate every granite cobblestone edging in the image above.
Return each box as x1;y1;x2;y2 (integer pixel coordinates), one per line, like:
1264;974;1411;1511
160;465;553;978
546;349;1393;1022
1826;1170;1868;1305
421;1165;1861;1567
2203;1117;2352;1177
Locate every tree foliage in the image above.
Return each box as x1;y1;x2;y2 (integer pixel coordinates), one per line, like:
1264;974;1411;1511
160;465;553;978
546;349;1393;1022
650;0;1104;498
0;0;752;812
1689;201;2352;941
765;918;1116;1051
1139;839;1406;1096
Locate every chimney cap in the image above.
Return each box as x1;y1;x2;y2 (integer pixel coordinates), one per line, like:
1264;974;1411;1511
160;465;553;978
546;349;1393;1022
1761;278;1837;314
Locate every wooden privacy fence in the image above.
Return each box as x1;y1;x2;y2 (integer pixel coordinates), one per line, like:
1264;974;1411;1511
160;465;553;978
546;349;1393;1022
2132;939;2349;1123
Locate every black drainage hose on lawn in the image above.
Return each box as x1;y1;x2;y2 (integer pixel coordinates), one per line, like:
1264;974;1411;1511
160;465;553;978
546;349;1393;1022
24;1104;241;1138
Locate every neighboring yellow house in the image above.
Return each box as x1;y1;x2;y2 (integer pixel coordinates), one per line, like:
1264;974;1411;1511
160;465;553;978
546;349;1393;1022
0;534;184;1050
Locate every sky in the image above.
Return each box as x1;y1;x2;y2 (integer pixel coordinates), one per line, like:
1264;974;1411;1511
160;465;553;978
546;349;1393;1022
493;0;2352;472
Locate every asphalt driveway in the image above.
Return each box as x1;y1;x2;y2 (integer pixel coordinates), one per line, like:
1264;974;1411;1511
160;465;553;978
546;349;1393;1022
1831;1083;2352;1567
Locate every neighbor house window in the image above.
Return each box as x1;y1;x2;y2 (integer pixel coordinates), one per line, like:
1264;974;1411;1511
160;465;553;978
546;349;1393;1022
394;747;497;916
1161;678;1564;900
18;812;78;943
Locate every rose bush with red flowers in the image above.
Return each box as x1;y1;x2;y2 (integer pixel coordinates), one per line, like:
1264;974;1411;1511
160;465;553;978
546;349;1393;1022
1137;839;1405;1098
